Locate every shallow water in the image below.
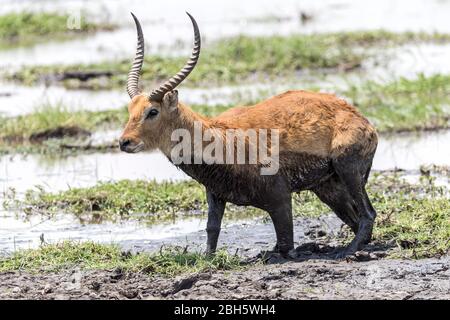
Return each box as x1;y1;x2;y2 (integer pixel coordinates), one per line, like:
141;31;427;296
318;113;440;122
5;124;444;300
0;150;187;194
0;83;128;117
0;210;258;254
367;43;450;81
373;130;450;171
1;0;450;68
0;82;285;118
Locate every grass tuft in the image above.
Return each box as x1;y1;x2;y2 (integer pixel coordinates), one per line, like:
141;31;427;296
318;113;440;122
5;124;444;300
0;241;242;275
346;74;450;132
0;12;114;49
0;103;123;142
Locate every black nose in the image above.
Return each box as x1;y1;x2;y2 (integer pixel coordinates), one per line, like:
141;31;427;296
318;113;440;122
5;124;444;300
119;138;131;151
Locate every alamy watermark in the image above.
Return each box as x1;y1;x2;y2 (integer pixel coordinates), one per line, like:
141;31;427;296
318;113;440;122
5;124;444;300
170;121;280;175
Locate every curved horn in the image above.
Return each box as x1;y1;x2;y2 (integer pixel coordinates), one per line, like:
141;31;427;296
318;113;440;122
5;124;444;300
149;12;201;102
126;12;145;99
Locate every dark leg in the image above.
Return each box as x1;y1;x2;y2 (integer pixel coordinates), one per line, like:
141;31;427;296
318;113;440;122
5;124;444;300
312;174;360;234
264;193;294;255
205;190;226;254
332;156;377;257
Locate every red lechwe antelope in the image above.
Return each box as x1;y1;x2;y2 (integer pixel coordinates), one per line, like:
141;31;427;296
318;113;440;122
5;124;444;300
119;13;378;258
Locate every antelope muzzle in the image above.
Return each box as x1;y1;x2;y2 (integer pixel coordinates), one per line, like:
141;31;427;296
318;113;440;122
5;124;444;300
119;137;144;153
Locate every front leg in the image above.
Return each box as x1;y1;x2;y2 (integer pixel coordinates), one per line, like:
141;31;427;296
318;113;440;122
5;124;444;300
205;190;226;254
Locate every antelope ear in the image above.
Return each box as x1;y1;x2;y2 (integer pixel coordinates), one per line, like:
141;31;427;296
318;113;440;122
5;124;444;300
163;90;178;112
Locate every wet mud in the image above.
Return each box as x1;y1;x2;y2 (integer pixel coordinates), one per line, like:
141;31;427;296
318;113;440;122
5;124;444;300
1;214;448;300
1;255;448;300
29;126;91;143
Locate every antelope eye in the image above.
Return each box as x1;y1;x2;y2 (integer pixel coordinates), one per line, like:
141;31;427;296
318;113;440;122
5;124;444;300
145;108;159;119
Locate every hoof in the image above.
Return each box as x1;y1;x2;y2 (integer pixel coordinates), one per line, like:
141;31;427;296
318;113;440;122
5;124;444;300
258;249;288;264
334;246;358;260
334;250;351;260
266;253;284;264
272;243;294;257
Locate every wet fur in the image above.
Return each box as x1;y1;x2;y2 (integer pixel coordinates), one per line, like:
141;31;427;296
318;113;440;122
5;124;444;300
121;90;378;257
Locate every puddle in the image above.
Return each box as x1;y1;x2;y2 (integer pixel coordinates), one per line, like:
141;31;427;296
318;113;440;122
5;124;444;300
0;208;346;256
0;210;258;255
401;173;449;188
367;43;450;81
0;83;128;117
373;130;450;171
0;151;188;194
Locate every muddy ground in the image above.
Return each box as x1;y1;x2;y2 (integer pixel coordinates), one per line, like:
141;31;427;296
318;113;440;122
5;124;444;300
1;255;449;300
1;215;449;300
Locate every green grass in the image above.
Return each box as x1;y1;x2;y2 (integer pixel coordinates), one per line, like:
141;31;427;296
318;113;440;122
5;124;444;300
346;74;450;132
0;12;114;49
0;241;242;275
6;171;449;259
0;103;124;155
373;195;450;259
0;104;123;141
8;34;360;87
18;180;207;223
5;179;261;224
367;172;449;258
9;30;450;88
319;30;450;46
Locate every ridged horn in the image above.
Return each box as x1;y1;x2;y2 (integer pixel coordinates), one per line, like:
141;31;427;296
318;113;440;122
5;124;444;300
126;12;145;99
149;12;201;102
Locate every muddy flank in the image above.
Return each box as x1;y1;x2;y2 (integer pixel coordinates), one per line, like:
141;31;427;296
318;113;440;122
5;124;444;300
1;215;449;300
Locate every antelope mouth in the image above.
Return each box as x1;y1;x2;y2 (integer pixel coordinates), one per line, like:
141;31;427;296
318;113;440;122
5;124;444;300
123;141;145;154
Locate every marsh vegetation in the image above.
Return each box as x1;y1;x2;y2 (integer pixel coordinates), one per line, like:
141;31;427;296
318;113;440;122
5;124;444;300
0;12;114;49
7;31;450;88
0;2;449;299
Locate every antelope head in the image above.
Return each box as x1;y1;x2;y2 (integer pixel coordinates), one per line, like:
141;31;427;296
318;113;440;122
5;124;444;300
119;12;201;153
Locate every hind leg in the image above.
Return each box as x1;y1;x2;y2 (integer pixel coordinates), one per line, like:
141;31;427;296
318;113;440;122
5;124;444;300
333;154;377;257
312;174;360;234
266;194;294;255
258;181;294;256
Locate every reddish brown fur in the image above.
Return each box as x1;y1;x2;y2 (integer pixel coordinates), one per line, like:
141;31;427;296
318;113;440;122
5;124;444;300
121;90;378;161
121;89;379;256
